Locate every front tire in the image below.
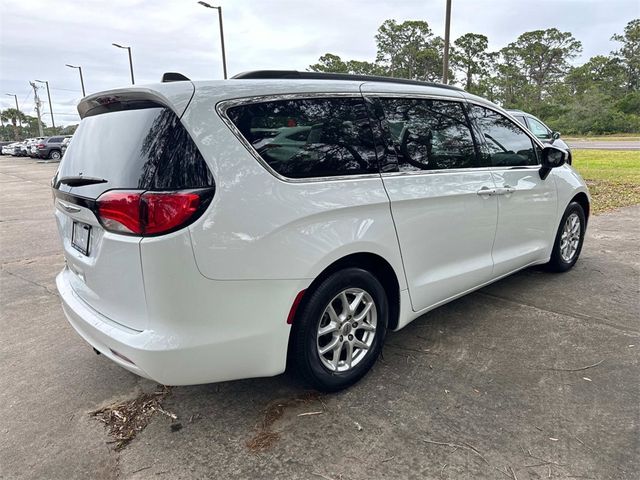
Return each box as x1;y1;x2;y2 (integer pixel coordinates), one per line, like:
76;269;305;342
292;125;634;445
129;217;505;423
290;268;388;392
547;201;586;272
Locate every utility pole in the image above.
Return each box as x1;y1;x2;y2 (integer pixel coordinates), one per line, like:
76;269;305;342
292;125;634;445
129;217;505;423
442;0;452;84
29;81;44;137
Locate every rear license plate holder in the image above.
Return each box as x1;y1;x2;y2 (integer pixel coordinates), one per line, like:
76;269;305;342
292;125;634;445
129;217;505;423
72;221;91;256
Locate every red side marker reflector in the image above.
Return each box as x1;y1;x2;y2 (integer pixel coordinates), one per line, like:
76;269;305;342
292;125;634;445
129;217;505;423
287;290;306;325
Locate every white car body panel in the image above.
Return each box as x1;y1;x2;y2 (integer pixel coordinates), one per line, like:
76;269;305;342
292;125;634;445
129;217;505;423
53;79;590;386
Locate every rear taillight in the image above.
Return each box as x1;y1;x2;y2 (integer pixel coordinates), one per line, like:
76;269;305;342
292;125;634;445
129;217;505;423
37;143;45;148
96;190;209;236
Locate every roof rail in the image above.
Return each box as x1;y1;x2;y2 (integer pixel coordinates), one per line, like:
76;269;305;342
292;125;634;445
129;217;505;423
232;70;464;92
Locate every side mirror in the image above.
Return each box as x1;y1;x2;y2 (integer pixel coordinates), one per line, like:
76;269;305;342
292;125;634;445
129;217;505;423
552;131;561;141
539;145;567;180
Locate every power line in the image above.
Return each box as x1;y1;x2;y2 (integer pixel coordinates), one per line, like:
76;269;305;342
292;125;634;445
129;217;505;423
50;87;82;93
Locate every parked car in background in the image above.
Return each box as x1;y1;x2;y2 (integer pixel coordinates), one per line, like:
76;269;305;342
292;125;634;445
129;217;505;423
52;71;589;391
17;139;33;156
1;142;17;155
36;136;69;160
12;141;27;156
507;109;572;164
28;137;45;157
61;136;72;157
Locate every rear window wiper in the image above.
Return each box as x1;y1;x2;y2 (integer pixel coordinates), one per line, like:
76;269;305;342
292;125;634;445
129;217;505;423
57;176;108;187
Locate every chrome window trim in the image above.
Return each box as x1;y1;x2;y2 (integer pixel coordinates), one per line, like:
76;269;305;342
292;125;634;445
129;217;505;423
361;91;465;102
216;92;382;184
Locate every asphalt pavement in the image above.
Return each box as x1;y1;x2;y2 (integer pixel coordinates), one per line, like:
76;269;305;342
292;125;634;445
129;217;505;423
1;155;638;480
567;140;640;150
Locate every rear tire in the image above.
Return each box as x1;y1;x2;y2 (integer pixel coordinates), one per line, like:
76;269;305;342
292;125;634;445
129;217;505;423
49;150;61;160
290;268;388;392
547;201;586;272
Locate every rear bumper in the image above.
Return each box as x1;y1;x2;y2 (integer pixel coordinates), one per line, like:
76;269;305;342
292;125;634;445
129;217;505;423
56;267;306;385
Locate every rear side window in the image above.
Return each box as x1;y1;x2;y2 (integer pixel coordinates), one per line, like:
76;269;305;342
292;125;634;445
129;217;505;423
49;137;63;143
56;106;213;198
470;105;538;167
378;98;478;171
226;97;378;179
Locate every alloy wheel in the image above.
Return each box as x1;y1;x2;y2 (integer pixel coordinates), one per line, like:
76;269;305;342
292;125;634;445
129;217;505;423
316;288;377;372
560;212;581;262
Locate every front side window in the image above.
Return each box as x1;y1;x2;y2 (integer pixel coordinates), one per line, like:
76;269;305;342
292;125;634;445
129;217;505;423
378;98;478;171
526;117;552;140
470;105;538;167
513;115;527;127
226;97;378;179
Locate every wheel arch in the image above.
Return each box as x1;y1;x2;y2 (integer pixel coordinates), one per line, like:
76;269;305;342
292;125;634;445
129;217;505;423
296;252;401;332
570;191;590;225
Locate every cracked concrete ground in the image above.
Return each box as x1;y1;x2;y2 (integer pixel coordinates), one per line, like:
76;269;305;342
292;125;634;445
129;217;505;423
1;155;638;479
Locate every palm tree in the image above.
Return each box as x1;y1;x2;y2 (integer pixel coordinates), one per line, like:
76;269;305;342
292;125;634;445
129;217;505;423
1;108;27;140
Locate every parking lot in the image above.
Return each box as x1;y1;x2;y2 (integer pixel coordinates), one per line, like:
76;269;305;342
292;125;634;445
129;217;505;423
0;155;638;479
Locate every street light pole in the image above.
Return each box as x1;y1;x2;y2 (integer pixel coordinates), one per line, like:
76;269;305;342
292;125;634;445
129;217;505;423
65;64;86;96
112;43;135;84
442;0;452;84
5;94;21;125
197;1;228;79
35;80;55;129
5;94;21;139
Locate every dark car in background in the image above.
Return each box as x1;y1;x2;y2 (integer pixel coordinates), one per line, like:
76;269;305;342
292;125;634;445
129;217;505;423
36;136;70;160
507;109;572;164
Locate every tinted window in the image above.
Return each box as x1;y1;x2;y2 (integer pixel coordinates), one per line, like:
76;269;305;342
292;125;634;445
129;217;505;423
378;98;478;171
471;106;538;167
227;97;378;179
56;106;213;198
527;117;551;139
48;137;63;143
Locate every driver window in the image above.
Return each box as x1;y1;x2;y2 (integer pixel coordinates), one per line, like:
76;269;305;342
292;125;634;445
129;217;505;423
379;98;478;171
226;97;378;179
470;105;538;167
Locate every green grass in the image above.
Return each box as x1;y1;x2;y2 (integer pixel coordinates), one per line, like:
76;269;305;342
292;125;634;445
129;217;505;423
572;150;640;213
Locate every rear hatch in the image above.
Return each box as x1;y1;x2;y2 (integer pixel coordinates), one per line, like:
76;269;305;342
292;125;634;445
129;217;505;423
53;85;214;331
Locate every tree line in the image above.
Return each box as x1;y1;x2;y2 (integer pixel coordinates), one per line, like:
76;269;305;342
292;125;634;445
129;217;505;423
0;109;77;141
310;18;640;135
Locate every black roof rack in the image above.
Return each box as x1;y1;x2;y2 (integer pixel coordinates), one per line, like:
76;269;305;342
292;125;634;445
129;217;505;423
232;70;464;92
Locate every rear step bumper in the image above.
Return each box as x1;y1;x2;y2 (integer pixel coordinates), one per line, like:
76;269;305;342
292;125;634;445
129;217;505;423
56;266;306;385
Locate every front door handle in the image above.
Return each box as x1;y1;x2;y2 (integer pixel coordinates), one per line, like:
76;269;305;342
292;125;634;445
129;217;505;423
476;186;497;196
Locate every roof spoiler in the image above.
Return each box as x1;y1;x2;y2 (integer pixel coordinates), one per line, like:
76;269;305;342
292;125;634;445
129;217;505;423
162;72;191;83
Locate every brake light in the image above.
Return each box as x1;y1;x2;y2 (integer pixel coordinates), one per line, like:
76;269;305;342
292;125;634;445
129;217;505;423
96;190;206;236
37;143;45;148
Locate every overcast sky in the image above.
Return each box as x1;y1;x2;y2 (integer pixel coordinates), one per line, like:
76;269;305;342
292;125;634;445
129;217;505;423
1;0;637;125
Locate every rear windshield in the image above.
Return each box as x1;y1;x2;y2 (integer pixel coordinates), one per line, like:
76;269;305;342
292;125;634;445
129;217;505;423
55;106;213;198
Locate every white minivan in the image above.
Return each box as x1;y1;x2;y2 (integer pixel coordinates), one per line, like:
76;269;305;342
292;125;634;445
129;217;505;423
53;71;589;391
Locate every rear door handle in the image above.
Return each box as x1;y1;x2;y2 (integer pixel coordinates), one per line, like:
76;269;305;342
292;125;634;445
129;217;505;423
476;186;497;196
496;185;516;195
